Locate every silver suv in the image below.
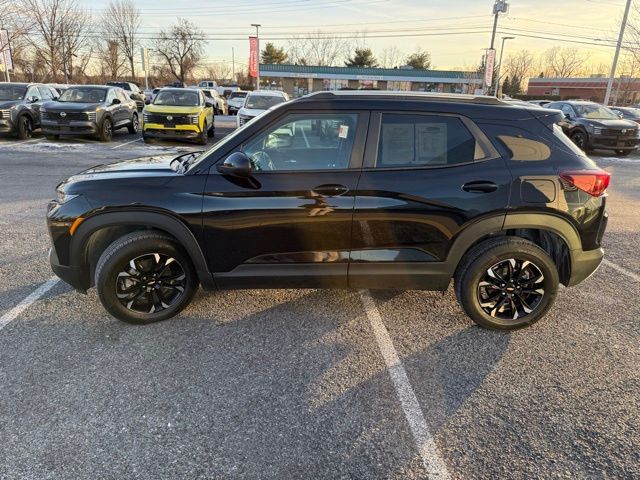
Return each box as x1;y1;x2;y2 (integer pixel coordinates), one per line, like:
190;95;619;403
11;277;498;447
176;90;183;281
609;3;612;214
41;85;139;142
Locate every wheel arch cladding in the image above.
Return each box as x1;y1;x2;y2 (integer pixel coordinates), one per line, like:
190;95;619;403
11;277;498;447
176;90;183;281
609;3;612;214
71;211;213;289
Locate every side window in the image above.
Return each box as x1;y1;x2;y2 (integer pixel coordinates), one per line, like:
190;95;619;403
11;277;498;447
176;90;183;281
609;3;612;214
243;113;360;171
26;87;40;100
117;89;129;102
105;89;117;104
376;114;482;168
560;104;575;117
38;86;53;100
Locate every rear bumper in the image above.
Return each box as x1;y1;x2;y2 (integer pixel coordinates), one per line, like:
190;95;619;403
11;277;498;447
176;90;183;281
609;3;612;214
568;247;604;287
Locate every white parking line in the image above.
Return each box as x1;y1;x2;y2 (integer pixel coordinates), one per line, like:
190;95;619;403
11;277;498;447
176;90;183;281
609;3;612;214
359;290;451;479
0;138;44;148
603;259;640;282
111;138;142;149
0;277;59;331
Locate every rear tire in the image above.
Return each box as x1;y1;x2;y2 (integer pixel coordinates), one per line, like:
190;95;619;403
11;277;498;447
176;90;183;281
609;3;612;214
454;237;559;330
95;231;198;324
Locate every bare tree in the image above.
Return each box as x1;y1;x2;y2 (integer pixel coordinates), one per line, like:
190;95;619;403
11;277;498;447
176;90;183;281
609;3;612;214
379;46;403;69
102;0;140;79
19;0;88;82
204;62;233;82
154;18;205;83
541;47;589;78
502;49;535;95
287;31;350;66
97;39;126;80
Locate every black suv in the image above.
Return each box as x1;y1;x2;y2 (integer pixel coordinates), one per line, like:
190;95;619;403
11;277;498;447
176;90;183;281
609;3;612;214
0;82;59;139
41;85;139;142
106;81;145;111
547;100;640;156
47;92;609;330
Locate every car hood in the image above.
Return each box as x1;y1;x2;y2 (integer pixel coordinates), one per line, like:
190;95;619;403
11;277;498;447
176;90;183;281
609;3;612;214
584;118;638;129
44;101;100;111
238;108;266;117
0;100;22;109
145;105;202;114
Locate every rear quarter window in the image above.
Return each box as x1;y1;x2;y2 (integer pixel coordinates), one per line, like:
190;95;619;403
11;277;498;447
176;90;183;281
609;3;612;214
480;124;553;161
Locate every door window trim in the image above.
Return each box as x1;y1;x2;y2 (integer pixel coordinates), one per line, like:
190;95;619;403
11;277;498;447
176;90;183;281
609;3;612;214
233;110;371;173
362;111;500;170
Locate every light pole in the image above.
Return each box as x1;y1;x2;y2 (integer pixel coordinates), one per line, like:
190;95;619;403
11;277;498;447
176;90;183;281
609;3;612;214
493;36;515;97
604;0;633;105
251;23;261;90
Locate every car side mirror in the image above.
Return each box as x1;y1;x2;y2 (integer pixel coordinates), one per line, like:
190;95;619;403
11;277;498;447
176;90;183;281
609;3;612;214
205;100;215;108
52;97;59;101
29;96;39;103
564;113;572;120
112;98;121;105
217;152;253;177
145;99;151;105
618;112;624;118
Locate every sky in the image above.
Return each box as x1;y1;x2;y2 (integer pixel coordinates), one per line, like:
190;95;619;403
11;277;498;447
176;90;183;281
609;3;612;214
81;0;629;72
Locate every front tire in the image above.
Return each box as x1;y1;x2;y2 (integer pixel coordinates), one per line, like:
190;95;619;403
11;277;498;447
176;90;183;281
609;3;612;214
95;231;198;324
570;130;589;152
16;115;33;140
454;237;559;330
98;117;113;142
197;122;208;145
127;113;139;134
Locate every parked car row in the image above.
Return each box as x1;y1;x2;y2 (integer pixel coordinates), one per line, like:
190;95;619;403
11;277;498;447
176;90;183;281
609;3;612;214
537;99;640;156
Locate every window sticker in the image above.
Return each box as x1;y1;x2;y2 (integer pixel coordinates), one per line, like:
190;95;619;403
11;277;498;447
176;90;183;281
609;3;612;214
416;123;447;164
338;124;349;139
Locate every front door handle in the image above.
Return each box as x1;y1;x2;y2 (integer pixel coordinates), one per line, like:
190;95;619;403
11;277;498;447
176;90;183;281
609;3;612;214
312;184;349;196
462;181;499;193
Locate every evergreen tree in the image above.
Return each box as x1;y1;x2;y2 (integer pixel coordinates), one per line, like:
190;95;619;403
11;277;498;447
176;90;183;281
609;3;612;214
261;43;288;64
345;48;378;68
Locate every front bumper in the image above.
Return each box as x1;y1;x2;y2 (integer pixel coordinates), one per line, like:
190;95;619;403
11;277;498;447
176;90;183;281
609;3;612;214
143;123;202;140
589;134;640;151
42;120;98;136
0;118;16;134
49;247;87;292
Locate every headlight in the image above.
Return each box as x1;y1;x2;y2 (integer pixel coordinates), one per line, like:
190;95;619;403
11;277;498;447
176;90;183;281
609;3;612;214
56;190;78;204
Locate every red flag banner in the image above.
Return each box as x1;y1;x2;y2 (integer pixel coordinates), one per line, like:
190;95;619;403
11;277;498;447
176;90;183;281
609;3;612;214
249;36;259;78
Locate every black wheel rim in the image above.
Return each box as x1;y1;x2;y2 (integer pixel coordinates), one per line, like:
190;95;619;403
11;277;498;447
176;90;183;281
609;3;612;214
477;258;545;321
115;253;187;314
22;117;32;138
572;132;585;149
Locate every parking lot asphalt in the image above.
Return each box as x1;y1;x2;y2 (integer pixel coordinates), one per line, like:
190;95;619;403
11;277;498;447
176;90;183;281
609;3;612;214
0;118;639;479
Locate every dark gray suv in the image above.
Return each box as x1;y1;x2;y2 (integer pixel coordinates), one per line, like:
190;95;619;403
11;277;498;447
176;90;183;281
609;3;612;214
41;85;139;142
0;82;59;139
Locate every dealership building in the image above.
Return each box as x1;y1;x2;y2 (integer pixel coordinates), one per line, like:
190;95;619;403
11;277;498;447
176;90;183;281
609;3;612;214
258;64;483;97
527;76;640;105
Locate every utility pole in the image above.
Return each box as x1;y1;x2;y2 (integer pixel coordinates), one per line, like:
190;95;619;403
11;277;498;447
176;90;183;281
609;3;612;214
494;36;515;97
486;0;509;94
251;23;261;90
61;23;68;84
232;47;236;80
604;0;633;106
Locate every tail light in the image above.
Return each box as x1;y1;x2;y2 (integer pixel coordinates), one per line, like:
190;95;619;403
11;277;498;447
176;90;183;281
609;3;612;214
560;169;611;197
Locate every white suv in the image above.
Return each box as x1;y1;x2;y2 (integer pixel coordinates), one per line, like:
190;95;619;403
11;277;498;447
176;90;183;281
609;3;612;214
236;90;289;128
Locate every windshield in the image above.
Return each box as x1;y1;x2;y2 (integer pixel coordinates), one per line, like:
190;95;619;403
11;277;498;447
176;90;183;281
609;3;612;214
229;92;247;100
245;95;284;110
0;85;27;101
621;108;640;118
59;88;107;103
153;90;200;106
574;104;620;120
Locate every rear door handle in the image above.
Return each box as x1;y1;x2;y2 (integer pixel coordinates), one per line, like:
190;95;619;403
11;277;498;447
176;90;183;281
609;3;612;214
462;181;499;193
312;184;349;196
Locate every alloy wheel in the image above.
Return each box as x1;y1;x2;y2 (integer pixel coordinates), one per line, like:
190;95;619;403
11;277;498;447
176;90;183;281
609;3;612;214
572;132;586;150
477;258;545;321
115;253;187;314
104;119;113;140
22;116;32;138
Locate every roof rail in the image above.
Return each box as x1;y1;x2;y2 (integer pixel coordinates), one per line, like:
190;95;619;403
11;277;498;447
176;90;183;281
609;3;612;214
300;90;505;105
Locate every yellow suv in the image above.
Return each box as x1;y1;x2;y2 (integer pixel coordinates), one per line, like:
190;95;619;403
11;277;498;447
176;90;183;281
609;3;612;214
142;88;214;144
